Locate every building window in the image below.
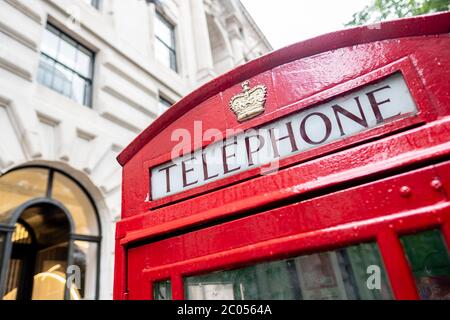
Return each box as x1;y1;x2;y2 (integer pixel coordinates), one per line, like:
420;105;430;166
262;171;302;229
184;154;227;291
158;96;173;115
37;24;95;107
0;167;101;300
155;12;177;72
82;0;100;9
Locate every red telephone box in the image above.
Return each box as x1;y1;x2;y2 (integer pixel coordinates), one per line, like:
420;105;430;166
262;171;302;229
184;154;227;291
114;12;450;300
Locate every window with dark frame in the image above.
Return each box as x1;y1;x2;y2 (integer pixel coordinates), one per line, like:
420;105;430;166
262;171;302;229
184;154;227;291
37;24;95;107
155;12;177;72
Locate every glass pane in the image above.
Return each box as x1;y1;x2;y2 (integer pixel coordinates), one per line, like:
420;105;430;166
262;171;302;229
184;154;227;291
155;39;172;70
32;242;68;300
170;50;177;72
71;241;98;300
57;35;77;70
401;229;450;300
41;27;59;59
3;223;34;300
0;168;49;223
37;55;55;88
3;258;23;300
84;81;92;107
185;242;392;300
51;63;72;97
76;49;93;79
72;74;86;105
51;172;98;235
155;14;174;48
12;222;32;244
153;280;172;300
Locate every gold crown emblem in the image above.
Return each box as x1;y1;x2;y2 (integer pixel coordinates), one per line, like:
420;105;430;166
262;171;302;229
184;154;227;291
229;81;267;122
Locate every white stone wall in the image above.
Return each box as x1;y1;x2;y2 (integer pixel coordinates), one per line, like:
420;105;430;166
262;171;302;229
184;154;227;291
0;0;271;299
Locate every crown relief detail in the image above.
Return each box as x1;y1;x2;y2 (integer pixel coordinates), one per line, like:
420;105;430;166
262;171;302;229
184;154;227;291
229;80;267;122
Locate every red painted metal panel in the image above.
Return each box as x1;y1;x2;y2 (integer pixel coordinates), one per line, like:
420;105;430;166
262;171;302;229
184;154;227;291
377;229;420;299
171;275;184;300
140;203;449;278
134;204;450;300
435;161;450;252
116;13;450;300
113;233;127;300
125;162;449;300
127;162;446;264
120;35;450;219
119;118;450;245
129;164;446;266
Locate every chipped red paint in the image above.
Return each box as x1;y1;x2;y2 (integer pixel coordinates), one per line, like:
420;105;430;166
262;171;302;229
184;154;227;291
114;12;450;300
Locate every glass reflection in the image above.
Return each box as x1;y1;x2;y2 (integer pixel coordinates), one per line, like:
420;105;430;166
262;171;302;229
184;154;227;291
401;229;450;300
57;35;77;70
72;241;98;300
2;241;76;300
185;242;392;300
153;280;172;300
155;13;177;71
155;14;174;46
76;49;92;78
41;27;59;58
32;242;69;300
52;172;98;235
155;40;172;70
0;168;48;223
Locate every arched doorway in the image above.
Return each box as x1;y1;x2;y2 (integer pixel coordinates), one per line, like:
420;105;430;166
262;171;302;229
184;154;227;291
0;167;101;300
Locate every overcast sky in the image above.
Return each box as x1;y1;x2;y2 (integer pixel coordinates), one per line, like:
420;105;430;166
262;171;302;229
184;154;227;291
241;0;373;49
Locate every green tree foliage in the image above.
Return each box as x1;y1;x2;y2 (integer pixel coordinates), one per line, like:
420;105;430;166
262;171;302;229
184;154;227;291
346;0;450;26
